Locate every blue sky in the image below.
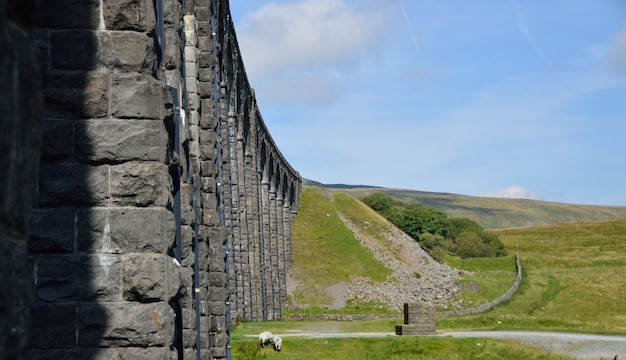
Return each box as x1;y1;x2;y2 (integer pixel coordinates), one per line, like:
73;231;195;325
229;0;626;205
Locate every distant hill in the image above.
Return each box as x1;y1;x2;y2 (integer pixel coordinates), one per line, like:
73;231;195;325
304;179;626;229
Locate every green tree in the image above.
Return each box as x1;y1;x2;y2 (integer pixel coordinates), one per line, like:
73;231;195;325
361;192;506;259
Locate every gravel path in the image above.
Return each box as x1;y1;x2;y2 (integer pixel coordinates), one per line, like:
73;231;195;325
262;331;626;359
445;331;626;359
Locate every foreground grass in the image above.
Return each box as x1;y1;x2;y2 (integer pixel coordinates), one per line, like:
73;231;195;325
231;336;572;360
438;219;626;334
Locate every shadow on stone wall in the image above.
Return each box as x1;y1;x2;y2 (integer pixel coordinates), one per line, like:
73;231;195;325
0;0;44;359
26;1;107;358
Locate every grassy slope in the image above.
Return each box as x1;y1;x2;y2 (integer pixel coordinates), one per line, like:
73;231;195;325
328;186;626;229
288;187;391;307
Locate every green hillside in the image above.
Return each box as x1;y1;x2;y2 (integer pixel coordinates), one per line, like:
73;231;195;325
232;187;626;359
439;218;626;333
318;184;626;229
289;186;626;334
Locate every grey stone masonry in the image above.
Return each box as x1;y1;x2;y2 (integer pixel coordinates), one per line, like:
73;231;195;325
0;0;45;358
395;303;437;335
23;0;301;359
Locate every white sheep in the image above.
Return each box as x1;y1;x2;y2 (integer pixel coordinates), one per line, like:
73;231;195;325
258;331;273;348
272;335;282;352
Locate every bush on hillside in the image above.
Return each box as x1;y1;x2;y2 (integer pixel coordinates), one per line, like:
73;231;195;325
362;193;506;260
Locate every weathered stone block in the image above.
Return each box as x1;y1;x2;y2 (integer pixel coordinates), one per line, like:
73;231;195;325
0;234;33;357
208;273;227;287
28;304;76;349
202;193;218;213
182;329;196;348
37;163;109;207
201;177;217;195
77;347;172;360
29;208;75;253
208;301;226;316
164;28;181;70
40;120;72;159
198;67;212;83
194;20;210;39
39;0;101;29
111;72;165;119
77;208;175;254
101;31;153;72
122;253;184;302
77;302;174;347
210;345;227;359
50;31;98;70
43;71;109;119
209;332;229;348
208;287;228;302
162;0;181;25
103;0;156;32
180;308;194;329
25;349;80;360
75;120;167;163
35;254;121;302
209;315;226;333
110;162;171;207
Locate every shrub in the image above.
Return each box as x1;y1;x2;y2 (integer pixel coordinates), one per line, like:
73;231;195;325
362;193;506;260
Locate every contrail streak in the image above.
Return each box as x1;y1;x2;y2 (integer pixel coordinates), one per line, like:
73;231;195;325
509;0;550;66
398;0;420;57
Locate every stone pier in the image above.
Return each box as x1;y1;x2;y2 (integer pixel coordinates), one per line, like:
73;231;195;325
0;0;300;359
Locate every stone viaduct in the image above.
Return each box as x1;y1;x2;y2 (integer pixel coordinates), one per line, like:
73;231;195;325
1;0;301;359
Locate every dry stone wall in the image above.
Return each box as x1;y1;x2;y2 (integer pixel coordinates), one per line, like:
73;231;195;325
18;1;300;359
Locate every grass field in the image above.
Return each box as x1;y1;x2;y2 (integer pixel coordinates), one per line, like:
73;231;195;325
233;187;626;358
437;219;626;334
231;335;573;359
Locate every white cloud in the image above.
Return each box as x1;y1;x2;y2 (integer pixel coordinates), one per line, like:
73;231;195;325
236;0;391;105
480;186;538;200
605;21;626;75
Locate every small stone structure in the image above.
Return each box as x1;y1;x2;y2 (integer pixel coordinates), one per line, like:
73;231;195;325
395;303;437;335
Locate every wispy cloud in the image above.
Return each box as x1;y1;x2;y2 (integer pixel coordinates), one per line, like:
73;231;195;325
605;21;626;75
398;0;420;57
508;0;550;66
236;0;392;105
